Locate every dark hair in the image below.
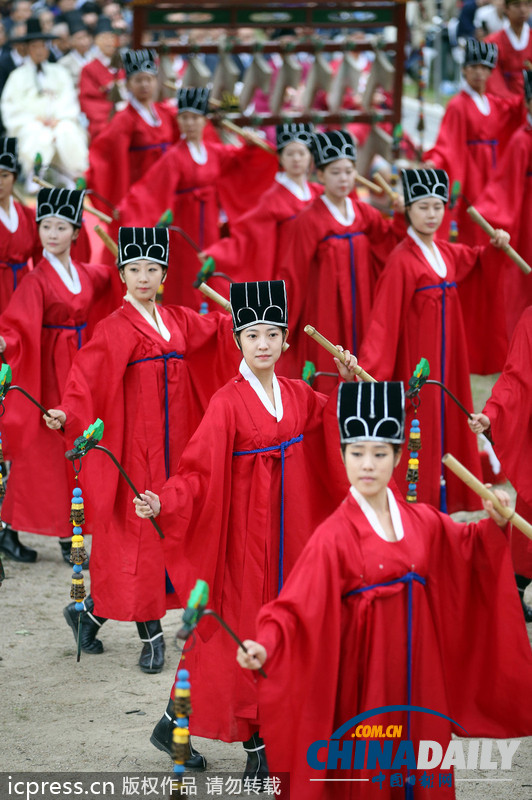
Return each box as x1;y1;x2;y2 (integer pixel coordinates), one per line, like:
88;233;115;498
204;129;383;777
234;326;287;350
341;442;402;456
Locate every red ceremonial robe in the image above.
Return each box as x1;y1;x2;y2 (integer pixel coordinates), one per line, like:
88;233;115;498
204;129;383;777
159;372;347;742
0;201;41;312
358;234;486;513
0;257;112;537
58;300;240;621
483;305;532;578
255;492;532;800
203;177;322;283
486;25;532;98
79;57;125;140
277;197;405;380
424;90;523;372
119;139;277;310
474;122;532;337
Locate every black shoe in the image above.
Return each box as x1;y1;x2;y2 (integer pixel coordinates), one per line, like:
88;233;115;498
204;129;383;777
243;732;269;787
136;620;165;674
150;699;207;769
63;596;106;654
0;526;37;563
59;538;89;569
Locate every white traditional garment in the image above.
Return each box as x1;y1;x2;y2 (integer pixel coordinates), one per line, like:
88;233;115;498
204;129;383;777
59;47;96;88
1;59;88;177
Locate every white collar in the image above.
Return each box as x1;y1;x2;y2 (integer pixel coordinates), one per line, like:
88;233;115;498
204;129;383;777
350;485;404;542
407;225;447;278
274;171;312;201
0;197;18;233
95;48;112;68
43;249;81;294
461;79;491;116
70;49;92;65
320;194;355;226
128;93;161;127
239;357;283;421
503;18;530;50
185;138;208;165
124;290;171;341
12;50;24;67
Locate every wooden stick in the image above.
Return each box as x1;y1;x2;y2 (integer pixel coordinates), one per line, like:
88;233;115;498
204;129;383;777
304;325;376;382
198;281;231;312
373;172;397;201
442;453;532;540
355;174;383;194
466;206;531;275
12;186;26;205
34;177;113;225
94;224;118;258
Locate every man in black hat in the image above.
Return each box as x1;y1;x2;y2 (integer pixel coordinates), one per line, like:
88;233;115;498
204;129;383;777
0;17;88;187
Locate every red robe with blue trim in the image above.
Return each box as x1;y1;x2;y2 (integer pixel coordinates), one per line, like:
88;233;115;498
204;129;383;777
58;302;240;620
0;201;41;313
255;492;532;799
486;26;532;98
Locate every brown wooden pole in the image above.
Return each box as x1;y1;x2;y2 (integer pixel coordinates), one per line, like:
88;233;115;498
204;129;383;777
304;325;376;382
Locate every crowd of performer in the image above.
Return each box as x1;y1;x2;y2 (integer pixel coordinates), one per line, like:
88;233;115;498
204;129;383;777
0;7;531;797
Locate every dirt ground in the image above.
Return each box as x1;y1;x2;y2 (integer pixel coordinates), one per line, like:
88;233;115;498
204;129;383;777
1;373;531;798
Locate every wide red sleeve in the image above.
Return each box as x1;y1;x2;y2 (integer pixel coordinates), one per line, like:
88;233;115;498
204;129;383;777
276;208;322;329
87;113;133;209
214;142;278;224
483;307;532;504
424;97;467;187
474;127;529;232
118;147;181;227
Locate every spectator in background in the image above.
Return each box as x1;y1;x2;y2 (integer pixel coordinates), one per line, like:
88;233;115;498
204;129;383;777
0;21;26;134
1;18;88;187
3;0;31;37
59;14;95;88
474;0;506;36
78;16;125;139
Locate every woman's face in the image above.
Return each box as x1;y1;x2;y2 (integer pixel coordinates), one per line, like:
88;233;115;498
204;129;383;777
318;158;356;200
127;71;157;104
0;169;15;203
462;63;491;94
39;217;76;257
343;441;399;500
408;197;445;236
120;259;165;305
178;111;206;142
236;324;285;373
279;141;311;180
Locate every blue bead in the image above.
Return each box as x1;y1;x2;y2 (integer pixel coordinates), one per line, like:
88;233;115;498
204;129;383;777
75;602;84;611
411;419;420;428
408;483;417;491
173;765;185;775
176;718;188;728
177;681;190;691
410;452;418;458
73;526;82;535
73;564;83;573
73;487;82;497
177;668;189;679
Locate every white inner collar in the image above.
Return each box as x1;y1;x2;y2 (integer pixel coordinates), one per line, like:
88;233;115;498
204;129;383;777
95;48;112;67
350;485;405;542
0;197;19;233
43;249;81;294
239;357;283;421
503;19;530;50
128;94;161;127
124;290;171;341
407;225;448;278
461;79;491;116
321;194;355;226
275;171;311;201
185;139;208;165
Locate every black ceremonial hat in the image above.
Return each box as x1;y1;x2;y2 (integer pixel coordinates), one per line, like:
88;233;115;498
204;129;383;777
11;17;57;42
463;38;498;69
118;227;169;268
94;16;115;36
177;87;210;115
524;70;532;101
311;130;357;168
36;188;85;227
338;381;405;445
276;123;314;151
123;49;158;78
401;168;449;206
0;137;20;174
230;281;288;332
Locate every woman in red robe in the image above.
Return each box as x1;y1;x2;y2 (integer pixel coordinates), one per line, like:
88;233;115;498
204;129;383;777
118;87;277;310
238;380;532;800
486;0;532;98
0;189;112;564
424;38;523;373
0;137;41;312
469;304;532;620
78;16;125;140
200;123;320;283
359;168;510;513
46;228;240;679
276;130;405;381
134;280;356;773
